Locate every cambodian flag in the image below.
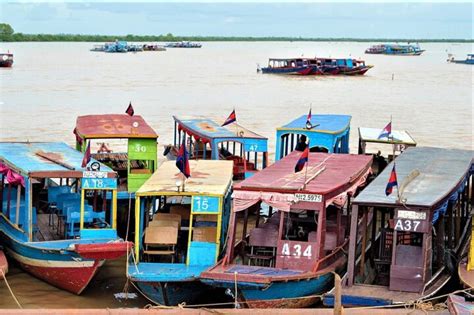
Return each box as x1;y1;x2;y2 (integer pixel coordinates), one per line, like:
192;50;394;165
176;139;191;178
294;146;309;173
378;121;392;139
306;108;312;124
222;110;236;127
385;164;398;196
126;102;135;116
81;141;91;168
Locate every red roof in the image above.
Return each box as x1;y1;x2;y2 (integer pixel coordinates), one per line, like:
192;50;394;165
235;151;372;197
75;114;158;139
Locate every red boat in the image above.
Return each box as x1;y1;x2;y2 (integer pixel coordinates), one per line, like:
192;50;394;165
0;53;13;68
0;249;7;278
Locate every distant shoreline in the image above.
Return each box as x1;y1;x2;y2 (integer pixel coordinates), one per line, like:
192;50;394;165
0;34;472;43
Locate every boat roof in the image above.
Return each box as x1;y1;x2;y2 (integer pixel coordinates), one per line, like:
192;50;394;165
75;114;158;139
136;160;233;196
277;114;351;135
174;116;267;141
235;151;372;196
269;58;307;61
354;147;473;208
359;127;416;145
0;142;114;177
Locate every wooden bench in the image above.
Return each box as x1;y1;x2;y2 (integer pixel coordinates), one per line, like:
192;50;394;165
192;227;217;242
144;226;178;262
153;213;181;230
247;228;278;267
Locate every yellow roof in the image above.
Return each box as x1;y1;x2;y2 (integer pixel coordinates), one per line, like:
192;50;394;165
136;160;233;196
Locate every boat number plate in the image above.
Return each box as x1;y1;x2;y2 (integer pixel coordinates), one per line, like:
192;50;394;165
83;171;108;178
295;193;322;203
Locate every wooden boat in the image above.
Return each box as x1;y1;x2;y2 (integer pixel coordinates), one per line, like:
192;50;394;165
275;114;351;160
447;294;474;315
0;248;7;277
448;54;474;65
358;127;417;176
143;44;166;51
166;116;268;180
200;151;373;308
335;59;373;75
365;43;424;56
0;142;131;294
165;41;201;48
324;147;473;307
128;160;233;306
259;58;318;75
0;53;13;67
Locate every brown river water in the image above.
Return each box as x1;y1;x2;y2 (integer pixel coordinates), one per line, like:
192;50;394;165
0;41;472;308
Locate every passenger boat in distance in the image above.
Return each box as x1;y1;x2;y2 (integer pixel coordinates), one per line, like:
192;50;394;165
358;126;417;176
0;248;7;277
275;114;351;160
335;58;373;75
143;44;166;51
200;151;373;308
0;52;13;67
166;116;268;180
165;41;202;48
448;54;474;65
0;142;131;294
128;160;233;306
365;43;425;56
258;58;318;75
324;146;473;307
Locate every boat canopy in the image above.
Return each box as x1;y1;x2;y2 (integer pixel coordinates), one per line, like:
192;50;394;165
233;151;372;212
0;142;115;178
359;127;416;146
75;114;158;140
354;147;473;208
276;114;351;159
137;160;233;196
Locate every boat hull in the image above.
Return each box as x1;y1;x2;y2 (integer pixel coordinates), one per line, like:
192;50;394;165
260;66;315;75
0;54;13;68
133;280;205;306
340;66;373;75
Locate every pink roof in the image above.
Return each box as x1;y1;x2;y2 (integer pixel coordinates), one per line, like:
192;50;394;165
235;151;372;197
75;114;158;139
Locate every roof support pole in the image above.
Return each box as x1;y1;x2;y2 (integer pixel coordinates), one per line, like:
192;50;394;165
347;204;359;286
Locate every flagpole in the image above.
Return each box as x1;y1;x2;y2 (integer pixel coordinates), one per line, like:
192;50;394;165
303;141;309;190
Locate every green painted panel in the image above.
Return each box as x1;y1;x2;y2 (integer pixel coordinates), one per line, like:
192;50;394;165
128;138;157;160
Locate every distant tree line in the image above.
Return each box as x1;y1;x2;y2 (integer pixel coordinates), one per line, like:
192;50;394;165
0;23;472;43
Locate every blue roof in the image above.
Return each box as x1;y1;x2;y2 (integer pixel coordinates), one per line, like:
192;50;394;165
278;114;351;134
174;116;267;141
0;142;113;175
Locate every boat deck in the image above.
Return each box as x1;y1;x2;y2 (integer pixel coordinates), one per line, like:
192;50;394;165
340;284;421;304
35;213;62;242
128;263;206;282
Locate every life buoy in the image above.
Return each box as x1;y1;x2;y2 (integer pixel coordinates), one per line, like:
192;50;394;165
2;55;7;61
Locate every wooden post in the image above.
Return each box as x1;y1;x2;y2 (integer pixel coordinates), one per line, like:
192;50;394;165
15;185;21;226
359;208;368;277
347;205;359;286
0;174;4;213
6;183;11;218
242;208;249;241
437;214;445;268
447;203;453;249
370;207;377;262
334;273;343;315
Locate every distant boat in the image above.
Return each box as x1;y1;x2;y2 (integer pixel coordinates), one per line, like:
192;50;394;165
90;44;105;52
142;44;166;51
165;41;202;48
0;53;13;67
448;53;474;65
365;43;425;56
105;41;128;53
259;58;372;76
259;58;318;75
316;58;373;75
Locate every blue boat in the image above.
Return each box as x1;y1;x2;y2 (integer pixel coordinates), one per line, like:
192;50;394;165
365;43;425;55
128;160;234;305
168;116;268;180
200;151;373;308
105;41;128;53
323;147;473;307
165;41;202;48
448;53;474;65
0;142;130;294
275;114;351;161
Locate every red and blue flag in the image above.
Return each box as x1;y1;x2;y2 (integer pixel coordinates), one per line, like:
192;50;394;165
378;121;392;139
385;163;398;196
176;139;191;178
81;141;91;168
294;146;309;173
126;102;135;116
222;110;236;127
305;108;313;129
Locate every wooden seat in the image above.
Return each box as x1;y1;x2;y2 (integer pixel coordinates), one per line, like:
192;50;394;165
247;228;278;267
153;213;181;230
149;220;179;228
143;226;178;262
192;227;217;242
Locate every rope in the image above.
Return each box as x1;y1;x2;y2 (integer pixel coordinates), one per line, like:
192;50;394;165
0;269;22;309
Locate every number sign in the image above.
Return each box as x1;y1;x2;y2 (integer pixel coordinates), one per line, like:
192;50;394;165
281;242;313;258
82;177;117;189
295;193;322;203
192;196;220;213
394;209;430;233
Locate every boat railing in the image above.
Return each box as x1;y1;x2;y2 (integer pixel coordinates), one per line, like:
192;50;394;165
312;239;348;272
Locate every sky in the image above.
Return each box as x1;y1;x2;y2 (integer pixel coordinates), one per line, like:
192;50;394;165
1;2;473;39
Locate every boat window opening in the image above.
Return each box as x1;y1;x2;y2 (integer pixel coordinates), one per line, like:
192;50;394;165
310;146;329;153
82;188;113;230
281;210;319;243
129;159;154;174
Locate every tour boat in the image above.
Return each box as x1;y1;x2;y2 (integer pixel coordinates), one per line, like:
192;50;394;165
448;54;474;65
365;43;425;56
0;53;13;67
166;116;268;180
258;58;318;75
275;114;352;160
128;160;233;306
200;151;373;308
323;146;473;307
0;142;131;294
165;41;202;48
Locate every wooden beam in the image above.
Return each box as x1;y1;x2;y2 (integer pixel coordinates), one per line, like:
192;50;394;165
347;204;359;286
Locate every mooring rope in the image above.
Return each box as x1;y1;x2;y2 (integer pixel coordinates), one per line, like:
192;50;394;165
0;269;22;309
